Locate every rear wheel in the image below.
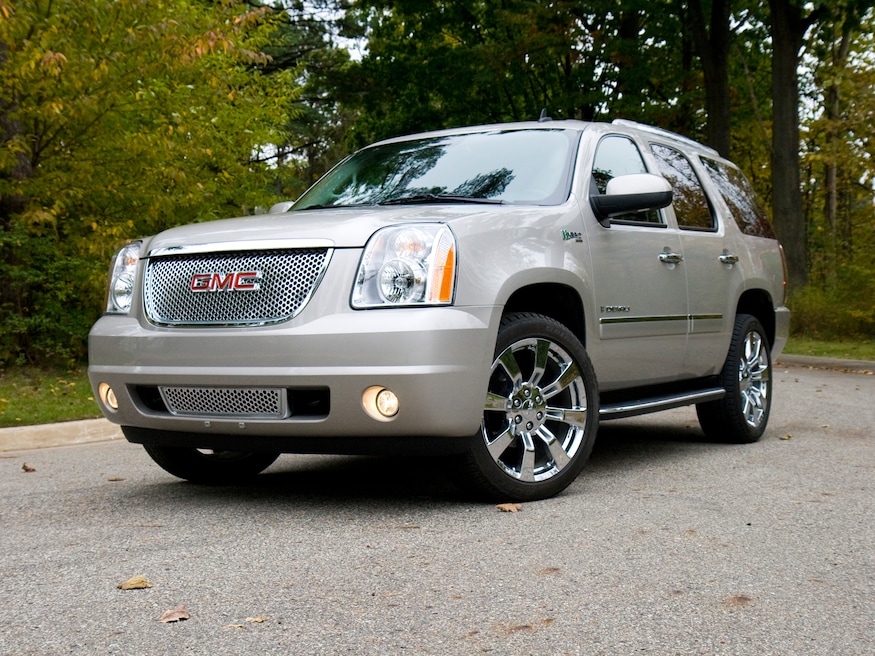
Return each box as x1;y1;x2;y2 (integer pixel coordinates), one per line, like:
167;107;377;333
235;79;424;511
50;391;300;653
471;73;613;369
142;444;279;484
462;312;599;501
697;313;772;443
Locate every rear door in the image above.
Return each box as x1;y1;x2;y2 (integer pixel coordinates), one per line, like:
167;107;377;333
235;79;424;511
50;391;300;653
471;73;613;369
648;142;743;376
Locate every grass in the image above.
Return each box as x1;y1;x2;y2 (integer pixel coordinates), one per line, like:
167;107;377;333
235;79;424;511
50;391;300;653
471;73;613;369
0;367;101;429
782;337;875;361
1;336;873;428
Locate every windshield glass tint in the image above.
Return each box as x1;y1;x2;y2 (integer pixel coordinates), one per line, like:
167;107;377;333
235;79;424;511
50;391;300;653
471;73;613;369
292;129;580;209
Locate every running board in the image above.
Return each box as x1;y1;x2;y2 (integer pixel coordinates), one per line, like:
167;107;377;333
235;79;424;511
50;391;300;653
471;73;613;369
599;388;725;420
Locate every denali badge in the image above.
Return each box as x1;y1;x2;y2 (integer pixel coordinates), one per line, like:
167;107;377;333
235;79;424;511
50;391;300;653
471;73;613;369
190;271;262;292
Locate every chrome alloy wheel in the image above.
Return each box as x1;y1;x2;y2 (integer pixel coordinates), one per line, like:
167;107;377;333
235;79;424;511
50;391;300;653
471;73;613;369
482;336;590;482
738;329;770;429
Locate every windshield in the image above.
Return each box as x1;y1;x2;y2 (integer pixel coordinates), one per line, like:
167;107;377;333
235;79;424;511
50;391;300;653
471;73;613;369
292;128;581;210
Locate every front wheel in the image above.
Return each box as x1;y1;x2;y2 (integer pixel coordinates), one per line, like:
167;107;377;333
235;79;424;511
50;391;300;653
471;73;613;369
142;444;279;484
461;312;599;501
697;313;772;443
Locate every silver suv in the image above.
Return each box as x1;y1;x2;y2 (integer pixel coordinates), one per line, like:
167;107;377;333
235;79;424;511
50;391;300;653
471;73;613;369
89;119;790;501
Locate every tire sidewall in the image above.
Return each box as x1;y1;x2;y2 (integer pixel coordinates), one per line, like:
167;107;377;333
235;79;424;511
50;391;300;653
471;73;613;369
710;313;772;443
142;444;279;484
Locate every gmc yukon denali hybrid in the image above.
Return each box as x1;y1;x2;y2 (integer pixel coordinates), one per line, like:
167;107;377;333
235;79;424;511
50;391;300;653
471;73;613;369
88;119;790;501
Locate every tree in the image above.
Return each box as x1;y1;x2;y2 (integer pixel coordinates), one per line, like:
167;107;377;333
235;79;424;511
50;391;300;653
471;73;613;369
257;0;358;198
0;0;301;364
795;7;875;336
687;0;733;156
768;0;813;290
339;0;710;144
767;0;875;291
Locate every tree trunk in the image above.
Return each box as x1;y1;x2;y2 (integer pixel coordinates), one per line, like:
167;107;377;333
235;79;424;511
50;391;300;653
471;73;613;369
768;0;808;290
688;0;732;157
824;24;854;275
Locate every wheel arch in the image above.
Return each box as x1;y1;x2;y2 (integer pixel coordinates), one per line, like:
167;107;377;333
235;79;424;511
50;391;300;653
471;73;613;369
737;289;776;347
502;283;587;347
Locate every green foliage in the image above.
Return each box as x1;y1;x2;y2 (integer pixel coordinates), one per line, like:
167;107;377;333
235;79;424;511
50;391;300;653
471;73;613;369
1;0;875;366
789;265;875;339
257;2;359;197
339;0;710;145
802;9;875;286
0;0;302;365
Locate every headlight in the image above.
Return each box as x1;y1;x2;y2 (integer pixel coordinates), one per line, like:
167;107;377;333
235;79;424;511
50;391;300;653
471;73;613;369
105;241;142;314
353;224;457;308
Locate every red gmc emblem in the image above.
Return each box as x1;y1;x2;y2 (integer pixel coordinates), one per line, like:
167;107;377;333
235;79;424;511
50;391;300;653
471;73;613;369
190;271;262;292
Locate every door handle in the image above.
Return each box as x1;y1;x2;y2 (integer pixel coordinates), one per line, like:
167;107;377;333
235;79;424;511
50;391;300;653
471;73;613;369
658;251;684;265
718;252;739;265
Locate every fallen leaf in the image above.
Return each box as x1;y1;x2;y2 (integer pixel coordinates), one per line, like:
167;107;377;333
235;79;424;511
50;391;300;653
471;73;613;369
537;567;562;575
107;477;125;482
117;575;152;590
496;503;522;513
245;616;269;623
723;594;754;608
22;463;36;473
779;434;792;440
160;604;190;623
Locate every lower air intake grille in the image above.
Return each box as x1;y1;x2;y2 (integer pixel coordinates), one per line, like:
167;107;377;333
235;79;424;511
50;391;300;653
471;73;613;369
159;386;287;419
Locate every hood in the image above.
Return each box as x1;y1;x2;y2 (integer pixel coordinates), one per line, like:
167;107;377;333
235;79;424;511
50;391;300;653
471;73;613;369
142;204;532;254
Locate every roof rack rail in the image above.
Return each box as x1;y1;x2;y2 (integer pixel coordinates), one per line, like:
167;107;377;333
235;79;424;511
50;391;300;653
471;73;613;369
611;119;720;157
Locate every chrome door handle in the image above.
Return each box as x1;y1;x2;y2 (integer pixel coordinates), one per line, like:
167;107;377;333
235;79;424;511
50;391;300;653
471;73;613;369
718;252;739;264
658;251;684;265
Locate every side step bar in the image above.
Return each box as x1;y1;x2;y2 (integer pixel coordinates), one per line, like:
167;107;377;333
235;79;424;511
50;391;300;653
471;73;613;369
599;387;725;420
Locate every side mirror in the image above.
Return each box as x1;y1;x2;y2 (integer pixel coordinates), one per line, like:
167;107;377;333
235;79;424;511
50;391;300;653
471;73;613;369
590;173;673;227
268;201;294;214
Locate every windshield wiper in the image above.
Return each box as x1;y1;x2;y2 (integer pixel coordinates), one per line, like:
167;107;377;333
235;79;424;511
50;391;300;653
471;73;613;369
379;193;504;206
295;202;374;210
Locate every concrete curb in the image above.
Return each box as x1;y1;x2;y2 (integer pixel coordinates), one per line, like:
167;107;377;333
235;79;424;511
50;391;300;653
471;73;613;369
0;355;870;452
0;418;122;453
776;354;874;373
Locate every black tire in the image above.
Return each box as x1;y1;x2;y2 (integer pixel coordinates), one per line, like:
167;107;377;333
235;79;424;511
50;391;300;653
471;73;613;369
461;312;599;501
697;313;772;443
142;444;279;484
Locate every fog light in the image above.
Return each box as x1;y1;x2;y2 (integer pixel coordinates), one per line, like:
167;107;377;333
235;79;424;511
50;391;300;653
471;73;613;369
362;386;399;421
375;388;399;417
98;382;119;411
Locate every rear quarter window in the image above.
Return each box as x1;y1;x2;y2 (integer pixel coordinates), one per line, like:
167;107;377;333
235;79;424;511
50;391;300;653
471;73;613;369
700;157;776;238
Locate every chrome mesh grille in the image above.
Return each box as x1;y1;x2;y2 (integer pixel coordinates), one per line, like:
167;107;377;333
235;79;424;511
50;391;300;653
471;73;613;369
144;249;329;326
159;386;287;419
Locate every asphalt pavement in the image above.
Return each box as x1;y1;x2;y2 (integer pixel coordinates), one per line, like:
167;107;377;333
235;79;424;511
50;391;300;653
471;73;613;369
0;357;872;656
1;355;871;453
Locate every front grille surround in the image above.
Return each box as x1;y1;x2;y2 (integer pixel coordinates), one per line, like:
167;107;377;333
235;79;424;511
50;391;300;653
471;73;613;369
143;248;331;327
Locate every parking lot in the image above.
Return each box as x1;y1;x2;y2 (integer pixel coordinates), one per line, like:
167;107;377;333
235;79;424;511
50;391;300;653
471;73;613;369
1;363;872;655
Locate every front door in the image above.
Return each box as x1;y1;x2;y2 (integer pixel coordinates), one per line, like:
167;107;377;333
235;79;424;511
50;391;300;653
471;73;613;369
583;134;689;388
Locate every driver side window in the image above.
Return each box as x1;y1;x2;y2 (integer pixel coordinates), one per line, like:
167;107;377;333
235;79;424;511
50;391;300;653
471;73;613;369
592;136;662;225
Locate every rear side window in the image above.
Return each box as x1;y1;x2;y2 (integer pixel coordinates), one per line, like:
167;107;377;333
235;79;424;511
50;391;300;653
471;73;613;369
651;144;714;230
701;158;776;238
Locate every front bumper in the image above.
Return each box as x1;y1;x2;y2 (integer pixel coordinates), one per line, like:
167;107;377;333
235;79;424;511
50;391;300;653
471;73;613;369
88;303;499;450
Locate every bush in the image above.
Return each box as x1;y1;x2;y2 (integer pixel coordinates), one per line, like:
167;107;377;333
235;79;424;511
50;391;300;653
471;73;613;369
789;266;875;339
